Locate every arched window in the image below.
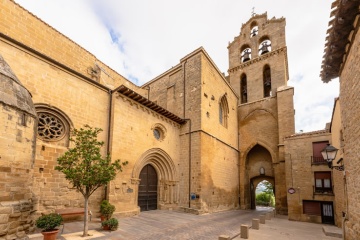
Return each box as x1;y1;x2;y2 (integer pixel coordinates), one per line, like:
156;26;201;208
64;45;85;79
241;47;252;63
35;104;72;147
258;39;272;55
250;21;258;37
263;65;271;97
219;95;229;128
240;74;248;104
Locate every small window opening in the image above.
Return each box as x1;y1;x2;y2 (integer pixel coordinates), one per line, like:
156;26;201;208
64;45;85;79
20;113;27;126
263;65;271;97
241;74;248;104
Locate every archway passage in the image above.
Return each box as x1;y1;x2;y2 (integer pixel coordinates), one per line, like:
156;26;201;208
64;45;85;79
255;180;275;209
138;164;158;211
250;176;274;210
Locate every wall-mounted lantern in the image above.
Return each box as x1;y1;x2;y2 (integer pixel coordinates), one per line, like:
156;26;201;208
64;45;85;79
321;143;344;171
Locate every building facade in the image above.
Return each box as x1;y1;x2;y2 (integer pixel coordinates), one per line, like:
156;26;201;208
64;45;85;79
320;0;360;239
1;0;359;239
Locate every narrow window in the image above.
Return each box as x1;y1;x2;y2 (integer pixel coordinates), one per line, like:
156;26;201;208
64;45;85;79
240;74;248;104
263;65;271;97
219;95;229;128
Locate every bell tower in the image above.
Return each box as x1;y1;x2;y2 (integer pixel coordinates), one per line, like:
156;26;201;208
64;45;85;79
228;12;289;101
228;13;294;214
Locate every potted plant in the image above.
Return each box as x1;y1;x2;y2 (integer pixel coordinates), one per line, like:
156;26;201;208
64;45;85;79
35;213;63;240
101;217;118;231
100;200;116;221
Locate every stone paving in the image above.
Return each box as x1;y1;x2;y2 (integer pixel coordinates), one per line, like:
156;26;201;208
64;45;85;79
28;207;340;240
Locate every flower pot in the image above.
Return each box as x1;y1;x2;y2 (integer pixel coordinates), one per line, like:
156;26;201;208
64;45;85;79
102;225;110;230
100;215;106;222
41;229;60;240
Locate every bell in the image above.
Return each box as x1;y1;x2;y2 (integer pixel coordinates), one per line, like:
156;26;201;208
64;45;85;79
260;42;270;55
242;49;251;62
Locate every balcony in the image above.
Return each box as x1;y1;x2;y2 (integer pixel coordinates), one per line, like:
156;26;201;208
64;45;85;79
311;156;327;165
313;186;334;196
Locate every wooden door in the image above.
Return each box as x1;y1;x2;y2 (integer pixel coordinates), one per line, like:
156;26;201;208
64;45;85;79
138;164;158;211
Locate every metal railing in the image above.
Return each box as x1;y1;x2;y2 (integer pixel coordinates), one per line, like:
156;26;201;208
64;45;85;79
311;156;327;165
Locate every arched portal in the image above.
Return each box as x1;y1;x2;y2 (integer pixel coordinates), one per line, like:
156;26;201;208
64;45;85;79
244;144;274;210
138;164;158;211
251;177;275;209
132;148;178;211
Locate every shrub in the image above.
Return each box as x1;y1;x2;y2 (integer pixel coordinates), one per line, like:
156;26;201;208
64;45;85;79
256;192;275;207
35;213;63;231
101;217;118;231
100;200;116;220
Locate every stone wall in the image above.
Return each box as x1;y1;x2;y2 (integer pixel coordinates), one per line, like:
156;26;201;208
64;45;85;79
285;131;334;223
110;92;182;215
339;15;360;239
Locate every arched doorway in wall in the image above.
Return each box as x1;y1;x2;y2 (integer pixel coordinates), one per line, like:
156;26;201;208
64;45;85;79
251;178;275;209
133;148;178;212
138;164;158;211
245;144;274;210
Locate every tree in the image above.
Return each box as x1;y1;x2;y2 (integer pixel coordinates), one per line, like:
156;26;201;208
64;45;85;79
56;125;127;237
262;181;274;195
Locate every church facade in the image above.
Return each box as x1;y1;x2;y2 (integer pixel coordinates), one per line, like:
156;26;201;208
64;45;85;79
3;0;359;239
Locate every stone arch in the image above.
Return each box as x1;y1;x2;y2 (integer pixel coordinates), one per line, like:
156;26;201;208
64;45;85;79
240;143;275;210
250;176;275;209
242;108;277;122
132;148;177;180
243;141;276;165
132;148;178;209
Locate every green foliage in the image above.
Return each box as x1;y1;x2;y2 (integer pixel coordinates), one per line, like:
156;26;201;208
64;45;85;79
256;192;275;207
56;125;128;198
100;200;116;220
101;217;119;230
35;213;63;231
262;181;274;195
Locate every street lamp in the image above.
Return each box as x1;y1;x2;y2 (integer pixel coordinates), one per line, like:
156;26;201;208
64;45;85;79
321;144;344;171
259;167;265;175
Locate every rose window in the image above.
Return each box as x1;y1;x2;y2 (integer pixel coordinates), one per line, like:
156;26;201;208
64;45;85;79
37;112;66;141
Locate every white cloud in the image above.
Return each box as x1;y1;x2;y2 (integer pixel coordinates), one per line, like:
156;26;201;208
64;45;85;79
14;0;339;132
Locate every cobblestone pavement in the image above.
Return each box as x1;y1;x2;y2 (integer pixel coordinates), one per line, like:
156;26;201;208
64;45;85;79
28;208;271;240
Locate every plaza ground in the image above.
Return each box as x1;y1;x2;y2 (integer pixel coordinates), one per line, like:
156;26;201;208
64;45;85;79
28;207;341;240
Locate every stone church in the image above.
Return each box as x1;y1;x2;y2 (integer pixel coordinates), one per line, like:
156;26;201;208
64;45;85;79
0;0;321;239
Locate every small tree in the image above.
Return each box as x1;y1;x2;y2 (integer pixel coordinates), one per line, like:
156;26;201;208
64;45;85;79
56;125;127;237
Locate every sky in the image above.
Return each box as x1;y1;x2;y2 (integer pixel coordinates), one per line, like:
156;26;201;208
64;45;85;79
14;0;339;133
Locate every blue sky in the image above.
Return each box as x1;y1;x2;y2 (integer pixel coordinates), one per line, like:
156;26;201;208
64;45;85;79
14;0;339;132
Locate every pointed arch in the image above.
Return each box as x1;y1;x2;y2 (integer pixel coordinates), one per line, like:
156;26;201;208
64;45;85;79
219;94;229;128
132;148;178;181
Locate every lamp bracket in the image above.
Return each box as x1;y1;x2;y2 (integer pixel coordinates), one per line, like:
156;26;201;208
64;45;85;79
332;165;345;171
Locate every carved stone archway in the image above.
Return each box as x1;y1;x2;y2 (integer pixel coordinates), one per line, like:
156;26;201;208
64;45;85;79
132;148;178;210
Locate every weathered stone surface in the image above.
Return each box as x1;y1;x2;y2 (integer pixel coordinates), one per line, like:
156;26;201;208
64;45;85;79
0;215;8;225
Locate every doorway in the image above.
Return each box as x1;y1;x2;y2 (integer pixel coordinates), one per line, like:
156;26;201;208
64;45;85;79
138;164;158;211
321;202;334;224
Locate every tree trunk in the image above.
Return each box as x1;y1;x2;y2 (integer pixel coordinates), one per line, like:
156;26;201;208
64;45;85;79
83;196;89;237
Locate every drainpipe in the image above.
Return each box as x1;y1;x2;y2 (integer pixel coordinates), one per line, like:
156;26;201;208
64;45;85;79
105;88;113;200
182;60;192;208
